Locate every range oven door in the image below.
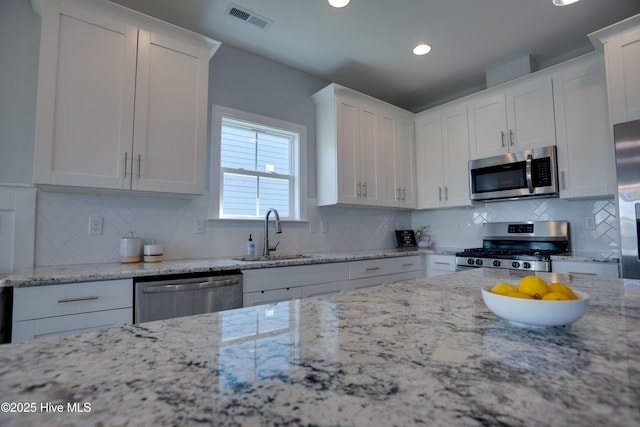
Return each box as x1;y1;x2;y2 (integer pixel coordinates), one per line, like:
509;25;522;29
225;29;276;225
134;271;243;323
469;146;558;201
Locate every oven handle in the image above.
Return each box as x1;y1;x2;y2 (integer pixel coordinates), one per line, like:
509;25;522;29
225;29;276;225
525;154;534;193
142;278;240;294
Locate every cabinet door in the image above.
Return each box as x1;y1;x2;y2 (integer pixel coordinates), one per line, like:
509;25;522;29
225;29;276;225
442;104;471;207
553;55;615;199
427;254;456;278
603;26;640;124
12;308;132;343
379;112;398;207
468;92;508;159
395;115;417;208
359;104;380;205
132;31;209;194
506;76;556;152
243;287;303;307
415;110;445;209
301;281;348;299
33;1;137;189
336;96;361;204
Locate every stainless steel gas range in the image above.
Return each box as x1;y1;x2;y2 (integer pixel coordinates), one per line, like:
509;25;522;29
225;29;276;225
455;221;570;272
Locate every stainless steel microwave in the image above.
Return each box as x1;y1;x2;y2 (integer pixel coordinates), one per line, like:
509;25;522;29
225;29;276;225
469;146;559;202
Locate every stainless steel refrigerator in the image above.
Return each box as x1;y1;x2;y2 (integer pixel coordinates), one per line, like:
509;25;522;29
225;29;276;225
614;118;640;279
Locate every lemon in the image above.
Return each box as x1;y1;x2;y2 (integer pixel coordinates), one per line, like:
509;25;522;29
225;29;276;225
548;283;578;300
517;275;549;300
490;282;517;296
506;291;534;299
542;292;570;301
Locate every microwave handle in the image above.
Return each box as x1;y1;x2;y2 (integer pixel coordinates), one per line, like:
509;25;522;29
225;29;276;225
525;154;534;193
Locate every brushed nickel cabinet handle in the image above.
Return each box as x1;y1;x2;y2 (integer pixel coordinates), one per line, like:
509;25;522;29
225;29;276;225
357;182;361;197
561;171;566;190
365;267;381;271
58;296;100;303
137;154;141;180
509;129;514;146
438;187;442;201
363;182;367;197
501;131;506;147
445;186;449;200
123;152;128;179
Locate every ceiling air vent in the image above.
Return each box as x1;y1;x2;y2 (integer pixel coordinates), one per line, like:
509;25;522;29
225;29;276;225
227;4;272;29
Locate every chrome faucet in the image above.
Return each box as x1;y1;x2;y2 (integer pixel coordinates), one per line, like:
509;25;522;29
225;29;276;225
263;208;283;256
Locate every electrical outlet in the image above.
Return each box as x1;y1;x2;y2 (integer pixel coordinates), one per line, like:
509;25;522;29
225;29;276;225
88;216;103;235
585;216;596;230
320;220;328;233
309;221;317;233
194;219;206;234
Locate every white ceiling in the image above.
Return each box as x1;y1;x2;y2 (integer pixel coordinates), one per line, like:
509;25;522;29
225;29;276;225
109;0;640;112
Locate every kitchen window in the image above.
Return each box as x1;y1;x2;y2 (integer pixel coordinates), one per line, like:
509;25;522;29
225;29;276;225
211;105;307;220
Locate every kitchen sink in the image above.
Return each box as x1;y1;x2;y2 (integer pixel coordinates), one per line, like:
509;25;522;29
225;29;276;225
232;254;312;262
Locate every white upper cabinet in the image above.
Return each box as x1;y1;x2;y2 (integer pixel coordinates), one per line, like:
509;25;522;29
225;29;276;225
589;15;640;125
313;84;415;208
379;107;416;208
468;76;556;159
415;102;471;209
33;0;218;194
552;53;616;199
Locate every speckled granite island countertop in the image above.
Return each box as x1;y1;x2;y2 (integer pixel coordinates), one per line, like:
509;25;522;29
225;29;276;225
0;249;426;288
1;268;639;426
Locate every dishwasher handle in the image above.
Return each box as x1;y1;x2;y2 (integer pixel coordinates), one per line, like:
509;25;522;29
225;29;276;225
142;277;240;294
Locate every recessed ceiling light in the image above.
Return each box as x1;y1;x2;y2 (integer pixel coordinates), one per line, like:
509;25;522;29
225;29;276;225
413;44;432;56
552;0;580;6
328;0;350;8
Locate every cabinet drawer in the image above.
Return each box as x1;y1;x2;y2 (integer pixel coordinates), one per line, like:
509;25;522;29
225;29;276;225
243;263;349;293
427;255;456;272
349;256;420;279
12;308;132;343
13;279;133;322
551;260;619;278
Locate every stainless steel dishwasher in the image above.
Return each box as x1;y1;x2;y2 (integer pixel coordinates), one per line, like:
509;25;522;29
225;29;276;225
134;271;243;323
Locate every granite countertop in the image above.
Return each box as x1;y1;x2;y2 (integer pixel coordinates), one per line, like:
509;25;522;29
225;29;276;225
0;249;427;288
550;252;619;263
1;268;638;426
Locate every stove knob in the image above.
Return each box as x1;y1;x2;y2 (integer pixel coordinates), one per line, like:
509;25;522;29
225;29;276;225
467;259;475;265
523;262;531;269
475;259;483;266
512;261;521;269
493;260;501;267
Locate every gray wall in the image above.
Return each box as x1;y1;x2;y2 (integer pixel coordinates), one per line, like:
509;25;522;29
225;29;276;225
0;0;40;184
208;44;328;198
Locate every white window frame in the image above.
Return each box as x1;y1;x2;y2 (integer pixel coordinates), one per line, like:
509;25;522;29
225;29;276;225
210;105;307;221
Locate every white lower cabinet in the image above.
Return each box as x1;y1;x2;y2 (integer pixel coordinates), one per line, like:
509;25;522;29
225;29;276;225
243;286;304;307
242;263;350;307
12;279;133;343
243;256;422;306
551;260;619;278
348;256;422;290
426;254;457;278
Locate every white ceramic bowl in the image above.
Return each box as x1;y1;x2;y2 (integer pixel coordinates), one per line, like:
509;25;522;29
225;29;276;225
481;285;590;327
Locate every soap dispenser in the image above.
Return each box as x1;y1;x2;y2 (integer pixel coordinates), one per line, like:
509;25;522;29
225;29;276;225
246;234;255;255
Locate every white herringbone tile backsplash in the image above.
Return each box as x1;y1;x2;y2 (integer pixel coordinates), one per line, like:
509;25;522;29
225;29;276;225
35;190;413;266
34;189;619;266
412;197;619;257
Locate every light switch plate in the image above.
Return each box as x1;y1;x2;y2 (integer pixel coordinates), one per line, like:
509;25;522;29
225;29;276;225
584;217;596;230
